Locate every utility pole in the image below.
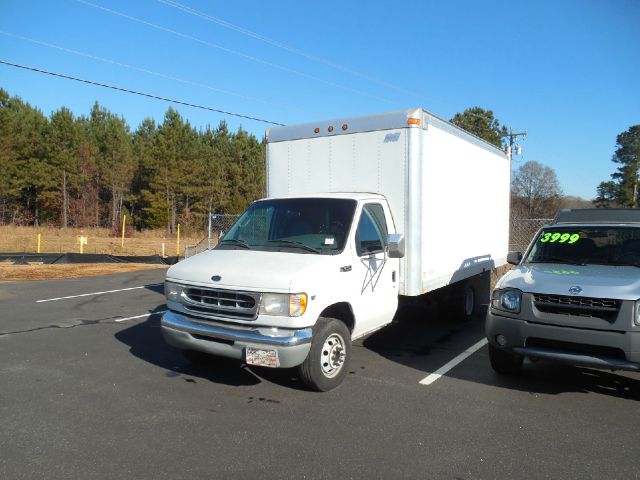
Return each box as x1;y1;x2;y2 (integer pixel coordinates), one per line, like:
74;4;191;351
504;129;527;159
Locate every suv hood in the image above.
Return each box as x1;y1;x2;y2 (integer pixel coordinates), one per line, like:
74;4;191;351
166;249;336;292
500;263;640;300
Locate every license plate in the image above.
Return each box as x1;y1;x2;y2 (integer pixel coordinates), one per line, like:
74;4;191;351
245;347;279;368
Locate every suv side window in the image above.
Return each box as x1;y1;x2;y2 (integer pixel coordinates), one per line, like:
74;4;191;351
356;203;388;256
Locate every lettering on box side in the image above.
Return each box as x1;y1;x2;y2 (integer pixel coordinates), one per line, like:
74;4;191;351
384;132;401;143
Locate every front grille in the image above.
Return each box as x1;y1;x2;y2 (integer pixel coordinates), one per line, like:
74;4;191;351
526;337;626;360
533;294;620;321
183;287;260;320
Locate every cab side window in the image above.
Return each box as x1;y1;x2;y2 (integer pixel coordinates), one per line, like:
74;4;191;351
356;204;388;256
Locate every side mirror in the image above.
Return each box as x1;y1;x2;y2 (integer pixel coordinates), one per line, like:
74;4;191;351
507;251;523;265
387;233;405;258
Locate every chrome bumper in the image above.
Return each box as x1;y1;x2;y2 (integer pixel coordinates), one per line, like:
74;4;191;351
160;311;312;368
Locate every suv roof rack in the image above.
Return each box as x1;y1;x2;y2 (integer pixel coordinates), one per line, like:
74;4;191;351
552;208;640;225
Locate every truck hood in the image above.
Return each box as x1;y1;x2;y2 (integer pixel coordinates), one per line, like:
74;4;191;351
166;249;335;292
500;263;640;301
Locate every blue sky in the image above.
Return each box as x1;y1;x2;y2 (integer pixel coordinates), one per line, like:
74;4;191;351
1;0;638;200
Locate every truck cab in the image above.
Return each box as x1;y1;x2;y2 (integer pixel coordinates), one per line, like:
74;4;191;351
486;208;640;374
162;193;404;391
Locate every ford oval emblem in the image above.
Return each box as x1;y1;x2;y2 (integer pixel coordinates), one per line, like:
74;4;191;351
211;275;222;282
569;286;582;295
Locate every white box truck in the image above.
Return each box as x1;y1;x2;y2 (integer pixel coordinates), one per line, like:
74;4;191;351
161;108;510;390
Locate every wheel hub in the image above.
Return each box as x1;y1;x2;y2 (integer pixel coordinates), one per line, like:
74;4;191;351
321;333;346;377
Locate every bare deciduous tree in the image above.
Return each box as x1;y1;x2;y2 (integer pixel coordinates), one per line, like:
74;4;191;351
511;161;562;218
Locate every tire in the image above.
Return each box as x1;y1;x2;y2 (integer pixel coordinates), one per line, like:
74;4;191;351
460;283;476;321
182;349;213;365
488;344;523;374
298;317;351;392
438;282;476;321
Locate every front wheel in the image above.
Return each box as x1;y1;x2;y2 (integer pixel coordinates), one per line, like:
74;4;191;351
488;344;523;374
298;317;351;392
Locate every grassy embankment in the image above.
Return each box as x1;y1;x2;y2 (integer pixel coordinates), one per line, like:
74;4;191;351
0;226;204;280
0;226;202;256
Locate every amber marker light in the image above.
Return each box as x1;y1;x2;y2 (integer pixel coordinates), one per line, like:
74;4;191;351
328;125;334;132
407;118;421;125
342;124;348;130
314;127;320;133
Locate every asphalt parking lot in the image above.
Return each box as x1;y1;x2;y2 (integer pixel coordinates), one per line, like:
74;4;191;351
1;269;638;480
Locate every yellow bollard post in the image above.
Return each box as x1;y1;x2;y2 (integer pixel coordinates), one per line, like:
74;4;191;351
121;215;126;250
37;233;41;254
162;242;165;258
77;235;87;254
176;224;180;257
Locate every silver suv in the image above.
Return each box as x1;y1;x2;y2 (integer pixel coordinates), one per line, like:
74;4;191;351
486;208;640;374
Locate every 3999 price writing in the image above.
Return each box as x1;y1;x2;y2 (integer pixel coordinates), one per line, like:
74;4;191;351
539;232;580;244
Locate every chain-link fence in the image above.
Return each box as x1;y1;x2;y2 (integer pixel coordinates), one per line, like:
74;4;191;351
185;214;552;258
509;218;551;252
184;214;240;258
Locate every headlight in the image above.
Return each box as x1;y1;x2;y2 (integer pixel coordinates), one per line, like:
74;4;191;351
491;288;522;313
635;300;640;326
260;293;308;317
165;281;184;302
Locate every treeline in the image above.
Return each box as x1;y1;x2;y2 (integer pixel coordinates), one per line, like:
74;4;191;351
0;88;265;232
595;125;640;208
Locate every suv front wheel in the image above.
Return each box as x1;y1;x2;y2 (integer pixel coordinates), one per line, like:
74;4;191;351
489;344;523;374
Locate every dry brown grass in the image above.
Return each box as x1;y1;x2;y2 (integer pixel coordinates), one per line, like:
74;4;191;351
0;226;203;256
0;263;168;281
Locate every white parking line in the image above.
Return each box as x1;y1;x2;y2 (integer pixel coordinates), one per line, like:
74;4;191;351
114;310;167;323
419;338;488;386
36;283;164;303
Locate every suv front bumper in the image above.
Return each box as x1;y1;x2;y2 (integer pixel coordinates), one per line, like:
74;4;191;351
161;311;313;368
486;310;640;372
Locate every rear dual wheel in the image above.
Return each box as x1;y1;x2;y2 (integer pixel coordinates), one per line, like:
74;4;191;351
438;282;477;321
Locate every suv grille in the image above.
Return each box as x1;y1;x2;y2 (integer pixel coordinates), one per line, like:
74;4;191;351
533;294;620;321
183;287;260;320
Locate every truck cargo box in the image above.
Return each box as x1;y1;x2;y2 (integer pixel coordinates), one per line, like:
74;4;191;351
266;108;510;296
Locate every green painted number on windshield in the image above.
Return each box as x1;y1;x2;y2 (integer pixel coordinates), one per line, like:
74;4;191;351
540;232;580;244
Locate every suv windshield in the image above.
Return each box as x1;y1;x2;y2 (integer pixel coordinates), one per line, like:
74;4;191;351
526;226;640;267
217;198;356;254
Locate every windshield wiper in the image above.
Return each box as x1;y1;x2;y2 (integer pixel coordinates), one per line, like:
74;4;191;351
530;257;586;266
605;260;640;268
219;238;250;249
266;239;320;253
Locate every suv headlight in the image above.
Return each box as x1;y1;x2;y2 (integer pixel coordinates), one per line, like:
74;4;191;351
491;288;522;314
635;300;640;326
165;281;184;302
260;293;308;317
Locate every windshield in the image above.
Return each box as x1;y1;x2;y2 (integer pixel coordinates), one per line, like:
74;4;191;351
526;226;640;267
217;198;357;254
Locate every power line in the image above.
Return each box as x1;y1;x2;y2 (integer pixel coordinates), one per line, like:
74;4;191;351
75;0;396;105
0;30;299;112
157;0;430;102
0;60;285;126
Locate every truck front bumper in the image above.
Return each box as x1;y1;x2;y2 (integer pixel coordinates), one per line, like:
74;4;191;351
486;310;640;372
161;311;312;368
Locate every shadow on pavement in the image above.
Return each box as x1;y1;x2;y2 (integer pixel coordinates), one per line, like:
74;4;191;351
365;291;640;400
114;306;305;390
481;360;640;401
